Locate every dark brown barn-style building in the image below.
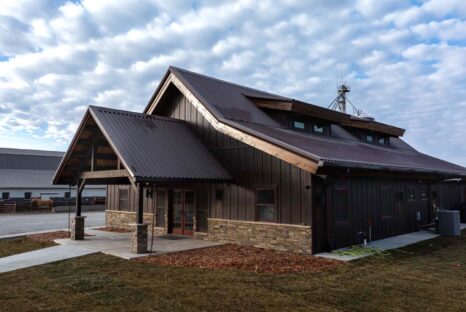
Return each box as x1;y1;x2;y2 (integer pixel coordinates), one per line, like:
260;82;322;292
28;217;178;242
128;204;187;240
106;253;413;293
53;66;466;254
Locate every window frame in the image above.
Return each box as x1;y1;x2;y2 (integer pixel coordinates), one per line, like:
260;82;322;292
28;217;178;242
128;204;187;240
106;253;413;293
312;123;325;135
118;186;129;211
292;120;306;130
2;192;10;200
155;188;167;228
334;185;351;224
255;186;277;223
24;192;32;200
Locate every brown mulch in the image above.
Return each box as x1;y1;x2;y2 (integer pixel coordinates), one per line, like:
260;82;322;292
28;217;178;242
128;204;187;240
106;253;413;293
96;226;131;233
27;231;70;243
136;244;343;274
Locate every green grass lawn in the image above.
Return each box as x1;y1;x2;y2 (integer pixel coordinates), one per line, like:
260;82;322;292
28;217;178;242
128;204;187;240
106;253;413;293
0;231;465;312
0;236;55;258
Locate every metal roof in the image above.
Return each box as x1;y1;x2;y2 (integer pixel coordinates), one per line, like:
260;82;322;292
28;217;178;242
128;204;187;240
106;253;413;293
0;169;64;189
169;67;286;127
0;148;63;170
228;121;466;176
0;169;104;189
55;106;232;184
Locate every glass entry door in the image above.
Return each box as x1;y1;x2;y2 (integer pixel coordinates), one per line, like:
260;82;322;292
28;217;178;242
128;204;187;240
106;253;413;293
171;190;194;235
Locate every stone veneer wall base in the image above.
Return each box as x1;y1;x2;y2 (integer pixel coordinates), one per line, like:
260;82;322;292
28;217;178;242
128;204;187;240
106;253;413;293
106;210;166;236
203;218;312;254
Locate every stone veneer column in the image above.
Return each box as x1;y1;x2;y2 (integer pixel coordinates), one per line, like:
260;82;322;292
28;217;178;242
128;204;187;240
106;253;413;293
130;223;148;254
71;216;86;240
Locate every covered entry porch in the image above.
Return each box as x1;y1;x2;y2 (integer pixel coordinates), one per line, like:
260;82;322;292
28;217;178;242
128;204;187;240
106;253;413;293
52;106;231;253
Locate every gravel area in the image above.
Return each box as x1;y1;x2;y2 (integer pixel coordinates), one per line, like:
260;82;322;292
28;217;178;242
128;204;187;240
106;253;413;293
136;243;343;274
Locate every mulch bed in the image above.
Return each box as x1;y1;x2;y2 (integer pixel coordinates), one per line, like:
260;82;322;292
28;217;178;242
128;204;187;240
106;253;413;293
136;244;343;274
27;231;70;243
96;226;131;233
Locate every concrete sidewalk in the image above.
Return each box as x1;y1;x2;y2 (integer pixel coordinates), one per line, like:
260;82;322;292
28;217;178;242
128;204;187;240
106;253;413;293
316;230;440;261
55;229;223;259
0;244;96;274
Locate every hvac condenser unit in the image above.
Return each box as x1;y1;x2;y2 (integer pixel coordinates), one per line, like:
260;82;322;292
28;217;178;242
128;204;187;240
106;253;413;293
437;210;461;236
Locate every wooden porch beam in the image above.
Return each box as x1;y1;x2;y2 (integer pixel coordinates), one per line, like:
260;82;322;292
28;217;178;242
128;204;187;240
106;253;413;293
79;169;130;180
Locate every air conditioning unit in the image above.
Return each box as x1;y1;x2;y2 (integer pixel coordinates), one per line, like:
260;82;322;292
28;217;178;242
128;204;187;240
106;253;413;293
436;210;461;236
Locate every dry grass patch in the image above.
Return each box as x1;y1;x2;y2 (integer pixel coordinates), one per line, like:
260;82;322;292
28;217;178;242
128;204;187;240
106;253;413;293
136;244;343;274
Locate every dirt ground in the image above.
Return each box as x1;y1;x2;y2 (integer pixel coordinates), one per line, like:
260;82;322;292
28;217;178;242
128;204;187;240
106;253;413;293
27;231;70;243
136;243;343;274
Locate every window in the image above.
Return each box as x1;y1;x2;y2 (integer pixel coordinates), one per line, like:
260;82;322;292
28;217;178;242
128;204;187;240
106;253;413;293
256;187;276;222
378;137;388;145
334;187;350;222
407;188;416;201
293;120;305;130
155;189;166;227
64;192;71;199
2;192;9;200
366;135;374;143
24;192;32;200
313;124;325;134
118;187;129;210
215;190;223;201
381;187;392;217
196;189;209;232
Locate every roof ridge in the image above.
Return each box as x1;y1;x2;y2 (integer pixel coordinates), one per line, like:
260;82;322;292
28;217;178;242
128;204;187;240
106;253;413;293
89;105;184;123
169;66;291;100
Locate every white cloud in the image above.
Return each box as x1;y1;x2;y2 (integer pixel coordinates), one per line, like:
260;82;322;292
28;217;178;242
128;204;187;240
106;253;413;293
0;0;465;167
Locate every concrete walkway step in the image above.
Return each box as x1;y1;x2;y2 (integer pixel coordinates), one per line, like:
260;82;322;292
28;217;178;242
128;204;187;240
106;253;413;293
0;244;96;274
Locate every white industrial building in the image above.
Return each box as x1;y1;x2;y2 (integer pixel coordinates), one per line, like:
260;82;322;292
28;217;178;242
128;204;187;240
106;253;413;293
0;148;105;201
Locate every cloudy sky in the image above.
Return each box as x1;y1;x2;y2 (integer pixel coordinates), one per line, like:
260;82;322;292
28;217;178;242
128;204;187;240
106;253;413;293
0;0;465;166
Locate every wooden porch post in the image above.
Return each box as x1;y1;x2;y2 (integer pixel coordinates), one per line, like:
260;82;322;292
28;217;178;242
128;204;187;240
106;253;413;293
71;179;86;240
76;181;82;217
137;183;144;224
131;182;148;254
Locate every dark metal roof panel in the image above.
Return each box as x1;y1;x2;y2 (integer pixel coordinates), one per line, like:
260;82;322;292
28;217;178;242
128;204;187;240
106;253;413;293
228;121;466;176
0;152;62;170
170;67;286;127
89;106;231;181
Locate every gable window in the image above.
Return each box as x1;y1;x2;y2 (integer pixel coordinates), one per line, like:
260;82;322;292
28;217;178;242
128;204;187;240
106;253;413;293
313;124;325;134
2;192;9;200
256;187;276;222
118;187;129;211
24;192;32;200
293;120;305;130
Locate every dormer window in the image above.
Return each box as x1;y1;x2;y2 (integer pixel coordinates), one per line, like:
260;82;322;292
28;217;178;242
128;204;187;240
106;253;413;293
293;120;305;130
313;124;324;134
378;136;388;145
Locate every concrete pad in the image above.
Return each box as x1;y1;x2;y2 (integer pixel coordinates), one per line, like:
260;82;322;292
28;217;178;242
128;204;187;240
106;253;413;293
55;229;223;260
316;230;441;262
0;245;96;274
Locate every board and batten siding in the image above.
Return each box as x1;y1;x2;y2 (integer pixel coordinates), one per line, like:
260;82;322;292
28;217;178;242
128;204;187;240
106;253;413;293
155;90;313;226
